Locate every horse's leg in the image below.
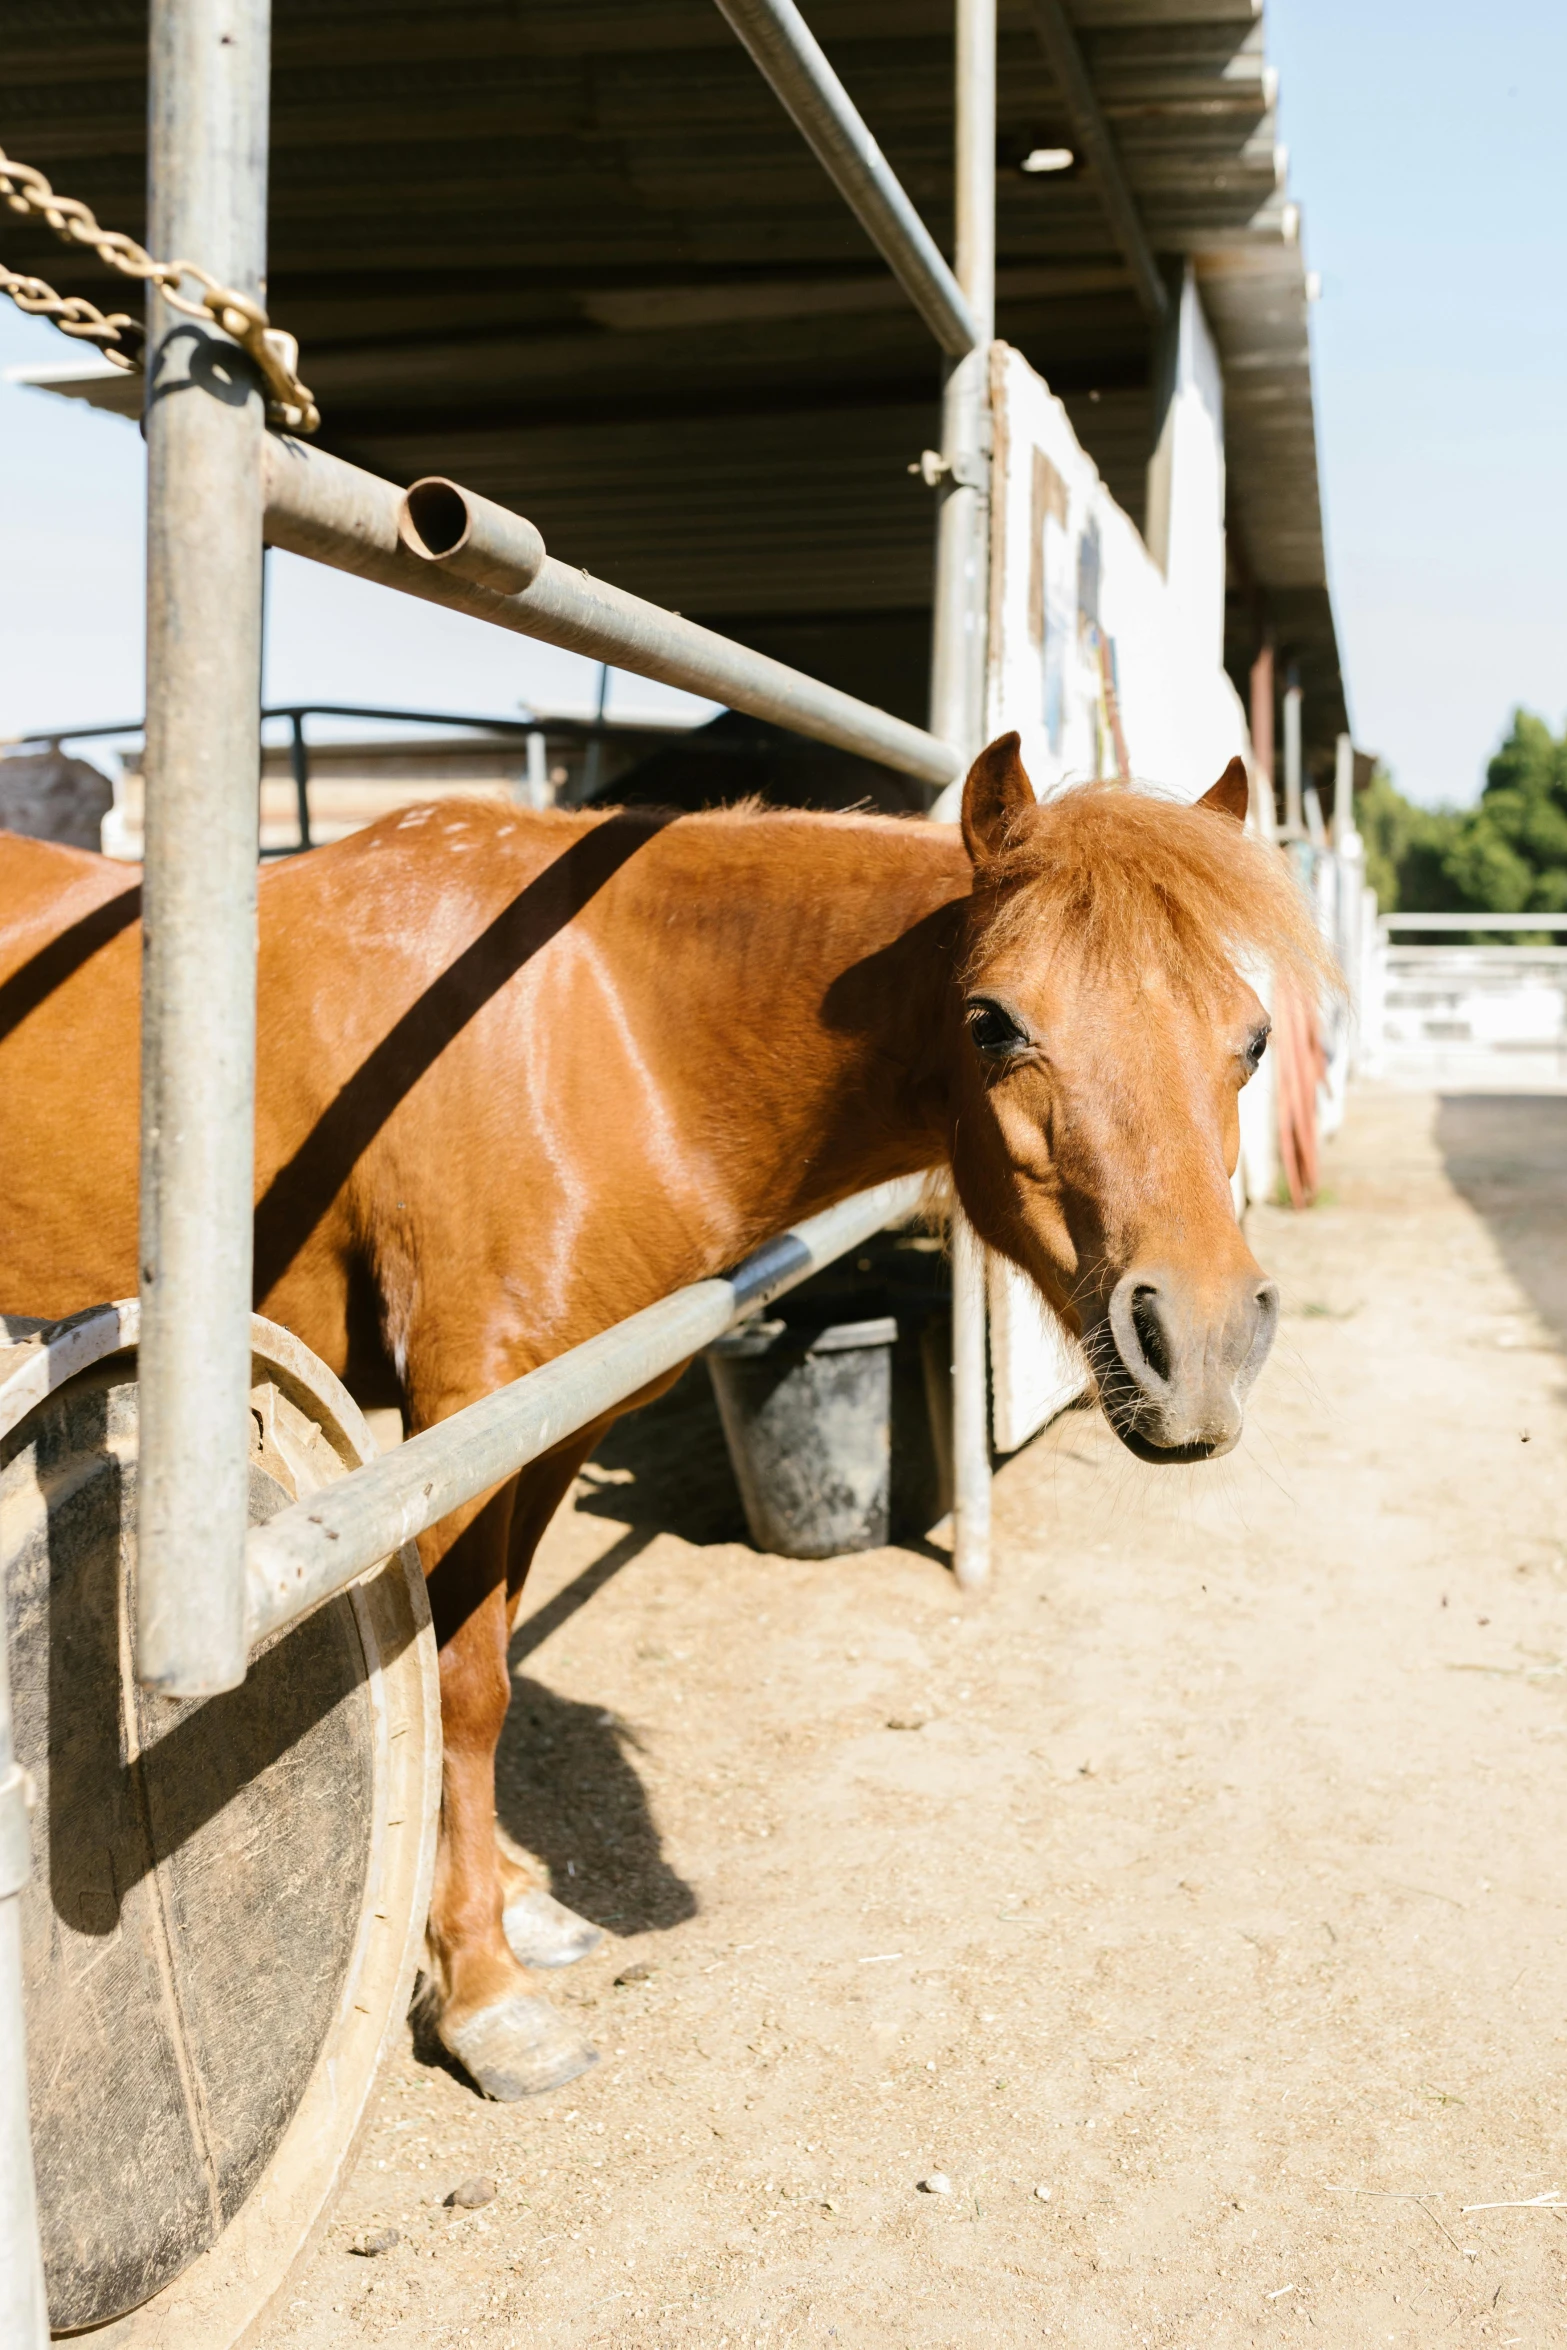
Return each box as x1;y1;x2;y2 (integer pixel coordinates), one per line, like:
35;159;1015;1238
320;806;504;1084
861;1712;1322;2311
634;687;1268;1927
422;1482;598;2099
424;1376;680;2086
491;1429;612;1970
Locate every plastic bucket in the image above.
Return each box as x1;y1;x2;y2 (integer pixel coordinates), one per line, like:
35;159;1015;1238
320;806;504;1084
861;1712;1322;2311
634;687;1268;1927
705;1315;898;1558
755;1282;952;1542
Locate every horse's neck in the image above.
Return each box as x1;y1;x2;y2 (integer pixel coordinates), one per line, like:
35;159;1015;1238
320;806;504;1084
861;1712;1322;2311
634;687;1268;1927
626;814;968;1236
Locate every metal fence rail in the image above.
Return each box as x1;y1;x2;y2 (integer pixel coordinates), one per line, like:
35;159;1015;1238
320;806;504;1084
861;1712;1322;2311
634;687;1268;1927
1381;913;1567;932
261;440;961;791
6;700;745;859
7;703;695;751
247;1173;929;1649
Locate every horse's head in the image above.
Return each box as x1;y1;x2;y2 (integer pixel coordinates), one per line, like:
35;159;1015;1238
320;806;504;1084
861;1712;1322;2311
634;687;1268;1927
949;734;1333;1463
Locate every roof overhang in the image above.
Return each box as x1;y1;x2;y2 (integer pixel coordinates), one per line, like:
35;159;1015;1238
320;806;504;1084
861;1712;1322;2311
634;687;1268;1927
2;0;1345;766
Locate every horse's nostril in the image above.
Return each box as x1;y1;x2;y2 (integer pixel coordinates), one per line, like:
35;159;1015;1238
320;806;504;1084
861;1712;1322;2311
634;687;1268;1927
1238;1280;1281;1390
1129;1284;1172;1384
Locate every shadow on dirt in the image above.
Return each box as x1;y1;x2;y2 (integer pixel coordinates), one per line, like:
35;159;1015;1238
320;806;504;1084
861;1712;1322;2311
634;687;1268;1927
492;1292;956;1938
494;1672;697;1937
579;1359;750;1548
493;1368;736;1941
1435;1095;1567;1351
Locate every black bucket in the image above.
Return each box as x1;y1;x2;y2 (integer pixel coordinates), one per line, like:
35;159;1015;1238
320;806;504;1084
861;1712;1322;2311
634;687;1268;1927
761;1272;953;1544
705;1315;898;1558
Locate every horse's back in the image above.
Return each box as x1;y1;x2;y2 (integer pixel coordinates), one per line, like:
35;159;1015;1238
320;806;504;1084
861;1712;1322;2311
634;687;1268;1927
0;832;143;1316
0;828;140;974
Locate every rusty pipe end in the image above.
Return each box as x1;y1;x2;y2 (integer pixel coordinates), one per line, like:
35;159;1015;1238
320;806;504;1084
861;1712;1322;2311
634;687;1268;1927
398;476;546;596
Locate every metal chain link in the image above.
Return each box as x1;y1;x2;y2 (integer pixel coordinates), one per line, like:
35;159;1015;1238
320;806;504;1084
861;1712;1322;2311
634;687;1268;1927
0;260;143;363
0;145;319;432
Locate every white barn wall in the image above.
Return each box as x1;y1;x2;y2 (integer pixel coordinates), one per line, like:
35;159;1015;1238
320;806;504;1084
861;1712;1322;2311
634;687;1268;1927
1145;264;1228;676
983;337;1247;807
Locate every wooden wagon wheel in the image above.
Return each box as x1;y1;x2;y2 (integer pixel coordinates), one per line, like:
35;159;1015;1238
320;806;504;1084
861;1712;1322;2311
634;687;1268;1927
0;1304;440;2344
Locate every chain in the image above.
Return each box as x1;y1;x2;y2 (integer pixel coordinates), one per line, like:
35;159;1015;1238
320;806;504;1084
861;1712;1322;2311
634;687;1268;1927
0;261;143;363
0;146;319;433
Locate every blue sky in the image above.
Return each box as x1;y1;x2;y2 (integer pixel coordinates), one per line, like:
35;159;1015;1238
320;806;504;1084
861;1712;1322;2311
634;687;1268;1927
0;326;714;752
1271;0;1567;801
3;3;1563;803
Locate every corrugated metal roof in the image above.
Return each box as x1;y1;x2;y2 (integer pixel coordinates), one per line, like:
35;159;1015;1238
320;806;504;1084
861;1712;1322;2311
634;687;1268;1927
3;0;1345;767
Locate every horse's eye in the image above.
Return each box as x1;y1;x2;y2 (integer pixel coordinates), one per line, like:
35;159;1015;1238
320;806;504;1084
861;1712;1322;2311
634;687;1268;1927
967;999;1029;1059
1243;1023;1270;1074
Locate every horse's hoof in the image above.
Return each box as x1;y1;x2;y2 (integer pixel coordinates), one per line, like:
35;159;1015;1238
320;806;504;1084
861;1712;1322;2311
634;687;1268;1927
440;1994;599;2101
502;1887;605;1970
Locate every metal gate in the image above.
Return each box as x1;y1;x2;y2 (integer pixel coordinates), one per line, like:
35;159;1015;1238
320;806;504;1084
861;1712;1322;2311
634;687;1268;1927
1;0;1006;2330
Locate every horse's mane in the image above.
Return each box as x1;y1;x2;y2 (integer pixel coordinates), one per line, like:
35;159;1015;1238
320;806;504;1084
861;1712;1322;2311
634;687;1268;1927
969;780;1339;1004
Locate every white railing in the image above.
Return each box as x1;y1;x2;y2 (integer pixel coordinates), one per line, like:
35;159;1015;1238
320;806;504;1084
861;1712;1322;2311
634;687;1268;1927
1364;915;1567;1091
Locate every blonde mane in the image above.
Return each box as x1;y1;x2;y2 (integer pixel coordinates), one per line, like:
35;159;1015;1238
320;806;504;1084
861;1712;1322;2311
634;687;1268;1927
969;780;1338;1003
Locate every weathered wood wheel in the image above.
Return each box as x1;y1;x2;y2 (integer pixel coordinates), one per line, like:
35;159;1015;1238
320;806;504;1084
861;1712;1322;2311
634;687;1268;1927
0;1304;440;2344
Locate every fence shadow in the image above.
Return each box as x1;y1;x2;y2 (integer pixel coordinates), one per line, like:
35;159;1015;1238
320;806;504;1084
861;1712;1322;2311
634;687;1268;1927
1434;1094;1567;1350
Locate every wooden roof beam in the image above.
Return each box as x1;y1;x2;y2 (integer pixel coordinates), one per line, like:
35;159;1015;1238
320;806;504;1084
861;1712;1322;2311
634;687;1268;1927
1023;0;1169;326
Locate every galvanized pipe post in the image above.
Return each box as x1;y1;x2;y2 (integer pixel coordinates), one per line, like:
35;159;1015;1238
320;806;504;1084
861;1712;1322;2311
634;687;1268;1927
136;0;271;1695
712;0;980;357
0;1574;47;2350
931;0;997;1594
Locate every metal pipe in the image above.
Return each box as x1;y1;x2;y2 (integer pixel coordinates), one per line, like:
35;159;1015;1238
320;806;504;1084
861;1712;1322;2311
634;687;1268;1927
1282;669;1303;838
930;0;997;1594
399;476;546;596
135;0;271;1697
954;0;997;348
524;728;551;809
245;1174;928;1648
288;710;312;849
1333;729;1357;850
948;1209;992;1594
581;661;612;802
711;0;980;359
262;438;961;790
928;0;997;781
1248;639;1274;813
0;1565;48;2350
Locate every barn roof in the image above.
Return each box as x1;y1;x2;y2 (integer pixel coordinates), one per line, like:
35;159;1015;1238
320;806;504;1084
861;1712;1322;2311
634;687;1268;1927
3;0;1347;775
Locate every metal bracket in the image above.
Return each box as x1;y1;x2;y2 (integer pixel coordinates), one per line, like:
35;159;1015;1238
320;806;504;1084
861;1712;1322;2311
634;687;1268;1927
909;447;989;492
0;1761;36;1900
911;446;986;493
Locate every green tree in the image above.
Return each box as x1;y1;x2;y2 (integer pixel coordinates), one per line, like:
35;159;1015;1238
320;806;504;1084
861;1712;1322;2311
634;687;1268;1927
1357;708;1567;928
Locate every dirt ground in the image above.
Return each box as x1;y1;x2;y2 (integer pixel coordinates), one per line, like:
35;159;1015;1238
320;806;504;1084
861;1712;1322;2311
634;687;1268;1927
260;1086;1567;2350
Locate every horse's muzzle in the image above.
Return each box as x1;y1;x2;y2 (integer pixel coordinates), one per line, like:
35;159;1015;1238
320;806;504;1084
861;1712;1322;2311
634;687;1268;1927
1092;1266;1280;1462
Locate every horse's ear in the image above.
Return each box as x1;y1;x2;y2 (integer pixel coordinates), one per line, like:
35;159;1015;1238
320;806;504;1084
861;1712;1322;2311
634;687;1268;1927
961;732;1036;865
1197;756;1249;828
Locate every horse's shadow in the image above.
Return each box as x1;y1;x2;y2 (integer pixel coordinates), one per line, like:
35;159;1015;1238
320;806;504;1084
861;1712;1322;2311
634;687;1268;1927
494;1365;744;1938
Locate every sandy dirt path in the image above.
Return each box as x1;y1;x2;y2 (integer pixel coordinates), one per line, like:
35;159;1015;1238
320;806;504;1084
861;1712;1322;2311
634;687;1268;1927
260;1086;1567;2349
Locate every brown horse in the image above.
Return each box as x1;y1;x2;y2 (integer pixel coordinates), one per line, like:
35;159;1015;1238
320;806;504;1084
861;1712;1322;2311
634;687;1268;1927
0;733;1328;2098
